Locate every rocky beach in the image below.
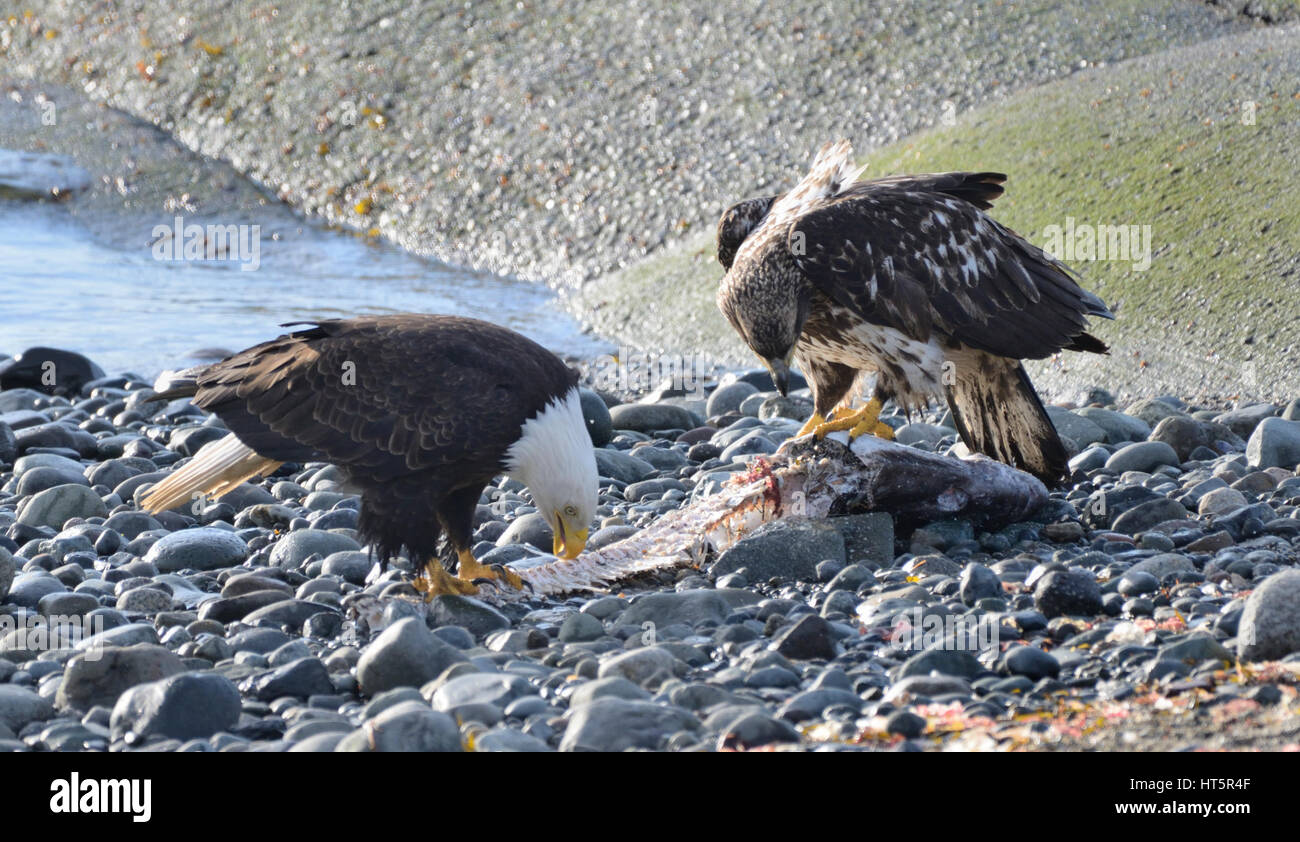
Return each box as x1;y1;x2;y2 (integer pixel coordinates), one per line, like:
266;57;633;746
2;358;1300;752
1;1;1300;755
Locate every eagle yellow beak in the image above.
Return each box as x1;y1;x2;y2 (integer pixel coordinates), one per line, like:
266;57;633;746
553;513;588;560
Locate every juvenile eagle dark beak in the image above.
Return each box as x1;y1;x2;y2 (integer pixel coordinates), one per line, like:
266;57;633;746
765;357;791;396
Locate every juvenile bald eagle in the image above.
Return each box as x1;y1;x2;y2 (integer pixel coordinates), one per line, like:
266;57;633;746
716;140;1112;484
140;315;597;597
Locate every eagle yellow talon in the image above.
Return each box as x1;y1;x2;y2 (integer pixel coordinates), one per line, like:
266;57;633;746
847;419;897;439
413;559;479;601
811;397;891;441
793;412;826;438
456;548;525;590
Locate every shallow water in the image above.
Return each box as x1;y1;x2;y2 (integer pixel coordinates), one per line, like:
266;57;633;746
0;199;609;379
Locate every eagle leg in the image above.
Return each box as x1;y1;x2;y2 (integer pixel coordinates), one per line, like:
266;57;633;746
810;397;895;441
412;558;480;601
455;547;525;591
792;412;827;439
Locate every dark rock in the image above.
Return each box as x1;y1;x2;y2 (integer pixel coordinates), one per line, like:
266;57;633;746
268;529;360;568
609;403;696;434
168;425;229;457
428;673;531;712
0;685;55;732
598;646;681;687
568;677;650;708
1150;416;1211;461
1117;571;1159;596
1104;441;1179;473
1159;632;1232;666
336;701;462;752
0;348;104;396
356;618;468;695
16;483;107;529
110;673;240;741
558;612;605;642
559;698;700;751
898;648;983;680
959;562;1002;606
1239;569;1300;661
1246;417;1300;469
770;614;837;660
831;512;894;566
707;381;759;417
712;517;845;581
885;710;927;738
579;388;614;447
1033;569;1103;618
1110;498;1188;534
718;710;801;747
198;590;295;623
319;550;371;585
241;657;334;700
622;590;733;628
496;512;553;551
1214;404;1279;438
243;599;339;629
587;524;638;551
14;422;97;457
593;448;656;483
1127;553;1195;580
1002;645;1060;680
425;596;510;637
144;528;248;572
56;644;186;711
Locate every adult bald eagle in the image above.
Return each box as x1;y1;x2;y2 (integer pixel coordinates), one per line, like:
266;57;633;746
716;140;1112;484
140;315;598;597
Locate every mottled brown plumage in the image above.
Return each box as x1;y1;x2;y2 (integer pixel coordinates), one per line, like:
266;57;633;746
716;140;1113;484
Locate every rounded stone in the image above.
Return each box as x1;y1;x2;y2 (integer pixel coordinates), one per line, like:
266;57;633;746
579;388;614;447
110;672;240;742
144;528;249;572
267;529;361;568
17;484;107;530
706;381;759;418
1103;441;1179;474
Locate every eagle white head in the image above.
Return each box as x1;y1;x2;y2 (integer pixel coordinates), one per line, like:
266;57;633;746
505;385;599;559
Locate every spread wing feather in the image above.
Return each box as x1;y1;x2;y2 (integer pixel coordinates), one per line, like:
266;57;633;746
788;190;1111;360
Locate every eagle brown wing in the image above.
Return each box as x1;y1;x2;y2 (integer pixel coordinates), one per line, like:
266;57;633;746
717;171;1007;271
843;171;1007;210
190;315;575;482
787;188;1111;360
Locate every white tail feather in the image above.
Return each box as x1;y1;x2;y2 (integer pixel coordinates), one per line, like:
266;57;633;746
139;433;282;513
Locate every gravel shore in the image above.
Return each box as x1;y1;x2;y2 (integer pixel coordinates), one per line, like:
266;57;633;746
2;0;1252;283
2;350;1299;752
3;0;1300;753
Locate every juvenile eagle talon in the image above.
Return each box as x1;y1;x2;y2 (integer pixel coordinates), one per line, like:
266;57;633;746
811;397;890;442
792;412;827;440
